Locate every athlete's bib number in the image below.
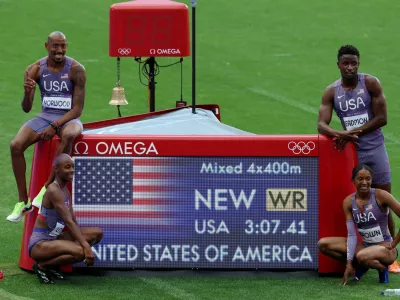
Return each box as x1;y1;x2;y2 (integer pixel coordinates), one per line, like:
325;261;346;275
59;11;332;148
49;222;65;237
358;225;384;243
343;113;369;131
42;96;72;110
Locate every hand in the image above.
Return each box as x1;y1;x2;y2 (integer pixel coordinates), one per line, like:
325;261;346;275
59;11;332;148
84;246;95;267
24;70;36;93
333;130;362;151
333;137;348;151
336;130;362;142
341;264;355;285
39;126;56;141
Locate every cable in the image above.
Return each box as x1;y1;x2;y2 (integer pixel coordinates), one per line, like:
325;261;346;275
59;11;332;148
180;58;183;101
134;57;148;86
158;58;183;68
133;57;185;100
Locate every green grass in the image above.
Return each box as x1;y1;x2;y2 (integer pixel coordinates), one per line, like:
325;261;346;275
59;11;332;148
1;0;400;299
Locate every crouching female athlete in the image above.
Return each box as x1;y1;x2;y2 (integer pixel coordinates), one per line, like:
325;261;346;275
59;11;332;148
318;164;400;285
28;154;103;284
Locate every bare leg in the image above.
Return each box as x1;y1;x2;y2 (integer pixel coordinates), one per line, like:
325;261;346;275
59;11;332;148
81;227;103;245
30;239;85;269
318;237;365;263
356;245;397;271
39;254;80;270
374;183;392;194
44;122;82;188
10;126;40;203
60;227;103;246
318;237;348;263
372;182;400;273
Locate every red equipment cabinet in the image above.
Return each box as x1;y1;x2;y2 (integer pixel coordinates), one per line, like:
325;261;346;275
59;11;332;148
109;0;190;57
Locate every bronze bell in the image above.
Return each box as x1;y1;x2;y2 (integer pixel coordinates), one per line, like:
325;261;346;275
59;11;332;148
109;83;128;106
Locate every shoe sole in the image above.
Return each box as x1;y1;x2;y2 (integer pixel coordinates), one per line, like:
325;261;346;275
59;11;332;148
389;269;400;274
6;205;34;222
32;263;55;284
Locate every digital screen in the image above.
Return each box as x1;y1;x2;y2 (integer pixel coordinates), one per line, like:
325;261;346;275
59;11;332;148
72;156;318;269
109;4;190;57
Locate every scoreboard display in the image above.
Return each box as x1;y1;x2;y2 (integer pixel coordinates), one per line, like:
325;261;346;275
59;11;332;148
72;156;318;269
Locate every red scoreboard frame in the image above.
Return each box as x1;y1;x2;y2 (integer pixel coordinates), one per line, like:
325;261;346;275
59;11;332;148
19;106;356;273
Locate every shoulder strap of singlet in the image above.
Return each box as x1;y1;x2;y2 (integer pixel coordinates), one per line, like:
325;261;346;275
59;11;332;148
358;73;369;90
38;57;48;78
351;192;357;209
53;181;69;204
332;78;342;88
371;188;389;215
64;56;73;67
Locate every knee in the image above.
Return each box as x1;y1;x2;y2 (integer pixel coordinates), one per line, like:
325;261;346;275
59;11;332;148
10;139;25;155
93;228;103;245
72;247;85;262
60;131;76;145
317;238;330;253
355;251;370;265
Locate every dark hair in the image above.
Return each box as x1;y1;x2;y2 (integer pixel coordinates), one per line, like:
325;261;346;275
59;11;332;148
351;164;372;180
337;45;360;61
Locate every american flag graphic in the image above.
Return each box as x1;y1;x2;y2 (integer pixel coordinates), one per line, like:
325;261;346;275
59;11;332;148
61;73;69;79
73;157;186;234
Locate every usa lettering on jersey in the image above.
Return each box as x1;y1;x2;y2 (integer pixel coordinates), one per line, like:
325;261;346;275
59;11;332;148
43;80;70;92
353;211;377;224
338;97;366;112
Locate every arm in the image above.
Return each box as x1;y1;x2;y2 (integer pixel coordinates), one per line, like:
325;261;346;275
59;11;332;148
318;86;361;140
342;196;357;285
317;86;337;137
54;62;86;126
69;201;79;225
48;186;90;250
353;75;387;136
66;189;79;225
343;197;357;261
22;63;40;113
376;190;400;248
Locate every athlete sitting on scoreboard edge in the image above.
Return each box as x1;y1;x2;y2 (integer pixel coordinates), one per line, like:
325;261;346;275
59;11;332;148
28;154;103;284
318;164;400;285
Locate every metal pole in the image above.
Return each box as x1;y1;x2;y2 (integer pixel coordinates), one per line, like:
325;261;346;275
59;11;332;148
147;57;156;112
190;0;197;114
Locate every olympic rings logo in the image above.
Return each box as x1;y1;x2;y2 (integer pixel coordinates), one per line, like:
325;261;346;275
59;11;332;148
288;141;315;155
118;48;131;55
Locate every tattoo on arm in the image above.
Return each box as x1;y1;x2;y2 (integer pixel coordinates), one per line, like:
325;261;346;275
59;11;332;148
71;64;86;112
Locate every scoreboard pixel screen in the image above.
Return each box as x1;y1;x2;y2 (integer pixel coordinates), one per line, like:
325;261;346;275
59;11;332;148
73;156;318;269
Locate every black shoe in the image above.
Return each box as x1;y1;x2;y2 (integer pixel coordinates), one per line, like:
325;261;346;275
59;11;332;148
48;268;65;280
32;262;55;284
